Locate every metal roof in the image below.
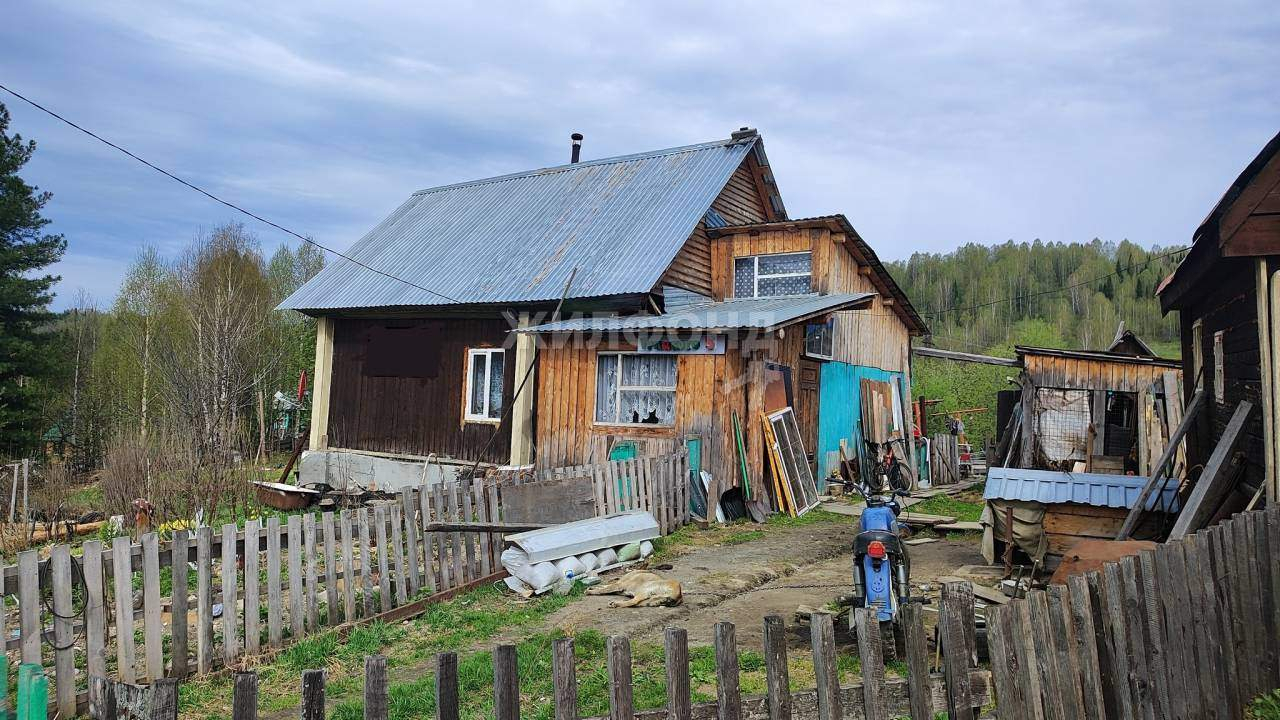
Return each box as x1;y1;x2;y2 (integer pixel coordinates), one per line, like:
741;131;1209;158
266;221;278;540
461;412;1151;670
514;292;875;333
279;136;760;312
1014;345;1182;368
985;467;1181;512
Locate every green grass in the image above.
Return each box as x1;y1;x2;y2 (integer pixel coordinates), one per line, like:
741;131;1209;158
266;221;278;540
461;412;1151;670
907;495;983;523
1250;689;1280;719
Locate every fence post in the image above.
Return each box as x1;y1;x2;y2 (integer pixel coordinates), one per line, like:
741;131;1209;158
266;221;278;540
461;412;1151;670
851;609;885;720
713;622;741;720
365;655;388;720
233;672;258;720
762;615;792;720
940;582;976;720
88;675;117;720
435;652;459;720
607;636;634;720
300;669;325;720
664;627;692;720
494;644;519;720
901;603;932;720
551;637;577;720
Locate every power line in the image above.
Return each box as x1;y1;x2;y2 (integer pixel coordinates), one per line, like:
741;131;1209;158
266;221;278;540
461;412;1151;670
0;82;465;305
921;245;1189;318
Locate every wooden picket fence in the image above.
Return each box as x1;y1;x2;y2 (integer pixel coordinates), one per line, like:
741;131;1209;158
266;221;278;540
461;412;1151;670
492;449;691;534
987;505;1280;719
3;475;511;717
104;585;993;720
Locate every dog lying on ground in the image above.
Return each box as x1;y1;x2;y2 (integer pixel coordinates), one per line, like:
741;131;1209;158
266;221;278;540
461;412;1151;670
586;570;683;608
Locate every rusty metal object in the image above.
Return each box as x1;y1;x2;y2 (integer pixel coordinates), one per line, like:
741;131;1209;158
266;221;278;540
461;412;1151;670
1048;538;1157;585
254;481;321;511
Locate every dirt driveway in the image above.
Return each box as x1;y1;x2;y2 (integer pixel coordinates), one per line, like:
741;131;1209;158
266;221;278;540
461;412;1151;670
498;514;988;653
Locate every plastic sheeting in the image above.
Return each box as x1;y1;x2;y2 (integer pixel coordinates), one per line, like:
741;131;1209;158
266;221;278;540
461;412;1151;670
980;499;1048;565
1035;388;1091;464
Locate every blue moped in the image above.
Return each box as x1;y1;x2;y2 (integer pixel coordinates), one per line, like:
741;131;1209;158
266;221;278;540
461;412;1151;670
847;442;914;659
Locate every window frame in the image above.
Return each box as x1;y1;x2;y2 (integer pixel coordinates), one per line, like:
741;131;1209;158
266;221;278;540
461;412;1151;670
594;352;678;427
733;251;812;298
463;347;505;423
804;318;835;360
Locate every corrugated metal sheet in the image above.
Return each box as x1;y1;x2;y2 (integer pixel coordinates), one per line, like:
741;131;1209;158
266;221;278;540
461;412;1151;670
984;467;1180;512
514;292;875;332
279;137;758;312
507;510;660;563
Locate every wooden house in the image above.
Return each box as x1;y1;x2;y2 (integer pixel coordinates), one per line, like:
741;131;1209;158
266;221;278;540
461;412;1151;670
522;215;927;509
1158;129;1280;506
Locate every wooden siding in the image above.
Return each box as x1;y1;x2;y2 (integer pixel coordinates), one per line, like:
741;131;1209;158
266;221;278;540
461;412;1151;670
534;342;743;494
1178;256;1266;495
660;160;768;297
1022;355;1178;394
327;318;514;462
709;226;910;372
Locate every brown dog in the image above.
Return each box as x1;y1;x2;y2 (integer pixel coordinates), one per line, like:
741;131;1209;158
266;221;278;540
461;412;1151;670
586;570;683;608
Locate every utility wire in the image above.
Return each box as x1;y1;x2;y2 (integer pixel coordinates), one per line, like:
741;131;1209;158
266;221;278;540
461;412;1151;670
0;82;465;305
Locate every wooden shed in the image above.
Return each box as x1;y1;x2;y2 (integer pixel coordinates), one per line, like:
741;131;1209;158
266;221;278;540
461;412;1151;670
1158;128;1280;506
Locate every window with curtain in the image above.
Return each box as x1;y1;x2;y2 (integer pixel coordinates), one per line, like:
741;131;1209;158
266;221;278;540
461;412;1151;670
464;348;505;421
595;353;677;426
732;252;812;297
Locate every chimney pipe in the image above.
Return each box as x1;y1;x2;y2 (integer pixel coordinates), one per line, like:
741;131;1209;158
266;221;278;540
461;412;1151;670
570;133;583;163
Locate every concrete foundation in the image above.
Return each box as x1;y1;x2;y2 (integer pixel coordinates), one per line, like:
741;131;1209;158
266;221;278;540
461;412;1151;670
298;448;470;492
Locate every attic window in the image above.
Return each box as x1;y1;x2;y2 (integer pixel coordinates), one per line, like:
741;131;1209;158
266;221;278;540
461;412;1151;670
733;252;811;298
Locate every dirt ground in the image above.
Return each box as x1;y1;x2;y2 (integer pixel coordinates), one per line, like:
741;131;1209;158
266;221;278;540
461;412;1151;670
496;512;990;654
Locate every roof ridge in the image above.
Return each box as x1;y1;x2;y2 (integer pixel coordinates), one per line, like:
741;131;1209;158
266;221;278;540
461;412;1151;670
411;136;755;197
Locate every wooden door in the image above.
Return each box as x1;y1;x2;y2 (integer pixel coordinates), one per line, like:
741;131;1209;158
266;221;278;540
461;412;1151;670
796;359;821;458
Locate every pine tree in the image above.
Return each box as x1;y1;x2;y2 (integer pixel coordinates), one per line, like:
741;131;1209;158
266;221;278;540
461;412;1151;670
0;102;67;455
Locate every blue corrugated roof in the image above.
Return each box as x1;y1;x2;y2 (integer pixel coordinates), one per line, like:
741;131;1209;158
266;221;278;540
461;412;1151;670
514;293;875;333
279;136;760;312
984;467;1180;512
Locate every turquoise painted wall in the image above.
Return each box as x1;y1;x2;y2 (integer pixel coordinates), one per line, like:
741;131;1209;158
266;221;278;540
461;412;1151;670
815;361;906;488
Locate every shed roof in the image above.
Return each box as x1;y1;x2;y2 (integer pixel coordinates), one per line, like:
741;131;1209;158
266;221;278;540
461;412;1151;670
985;467;1180;512
1015;345;1181;368
516;292;875;333
279;134;766;313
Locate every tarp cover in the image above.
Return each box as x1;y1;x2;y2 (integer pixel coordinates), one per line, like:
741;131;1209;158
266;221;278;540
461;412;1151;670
1035;388;1091;464
980;499;1048;564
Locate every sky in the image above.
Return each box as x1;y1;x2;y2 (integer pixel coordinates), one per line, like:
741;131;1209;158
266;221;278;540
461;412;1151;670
3;1;1278;310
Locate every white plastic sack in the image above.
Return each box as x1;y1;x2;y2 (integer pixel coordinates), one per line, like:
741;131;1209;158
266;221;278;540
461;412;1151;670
577;552;600;571
501;546;561;594
640;540;653;558
596;548;618;567
554;555;588;580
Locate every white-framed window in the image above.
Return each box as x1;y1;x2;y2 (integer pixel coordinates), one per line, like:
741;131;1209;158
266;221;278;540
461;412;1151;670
804;318;834;360
464;348;505;421
733;251;812;298
595;353;677;426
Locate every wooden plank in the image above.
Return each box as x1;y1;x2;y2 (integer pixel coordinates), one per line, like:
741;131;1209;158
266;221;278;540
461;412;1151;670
196;527;213;676
303;513;319;629
51;544;75;716
1168;401;1254;539
111;537;136;681
375;506;392;612
436;652;459;720
494;644;520;720
300;669;325;720
1158;542;1204;720
141;533;163;682
84;540;109;680
761;616;791;720
985;605;1023;719
1136;552;1170;720
243;519;261;654
431;484;450;591
222;523;240;665
1047;586;1085;720
16;549;39;669
266;517;283;648
1252;511;1279;689
1027;590;1066;720
475;483;492;577
365;655;388;720
340;510;357;624
401;489;421;597
1065;575;1106;720
322;512;340;624
288;515;305;638
448;482;465;583
608;635;635;720
1100;563;1135;720
1118;390;1205;539
941;582;977;720
487;484;503;568
852;609;885;720
714;622;741;720
552;637;577;720
1011;595;1047;720
1266;508;1280;689
234;672;258;720
358;508;374;617
901;603;933;720
390;504;408;606
1234;515;1264;697
1206;525;1244;717
419;487;437;594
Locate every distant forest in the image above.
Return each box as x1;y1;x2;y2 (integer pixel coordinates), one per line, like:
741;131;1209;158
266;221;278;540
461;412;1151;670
888;239;1187;443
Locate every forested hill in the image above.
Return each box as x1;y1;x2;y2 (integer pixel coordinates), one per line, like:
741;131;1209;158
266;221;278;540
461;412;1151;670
886;239;1186;358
